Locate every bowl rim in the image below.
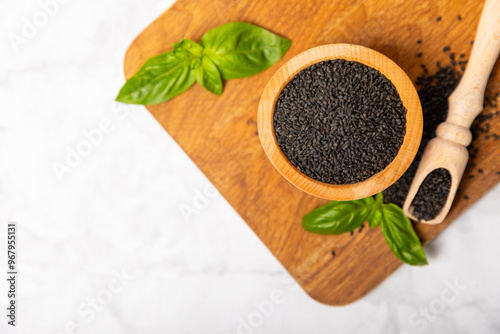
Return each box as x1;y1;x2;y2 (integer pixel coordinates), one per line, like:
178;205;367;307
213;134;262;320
257;43;423;200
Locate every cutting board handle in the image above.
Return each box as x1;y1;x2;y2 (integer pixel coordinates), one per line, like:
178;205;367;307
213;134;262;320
437;0;500;146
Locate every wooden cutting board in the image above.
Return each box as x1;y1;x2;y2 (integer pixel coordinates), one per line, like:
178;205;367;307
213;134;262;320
123;0;500;305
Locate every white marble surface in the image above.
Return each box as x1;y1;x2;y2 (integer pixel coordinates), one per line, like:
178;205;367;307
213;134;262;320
1;0;500;333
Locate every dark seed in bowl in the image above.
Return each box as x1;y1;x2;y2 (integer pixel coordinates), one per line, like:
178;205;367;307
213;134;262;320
273;59;407;185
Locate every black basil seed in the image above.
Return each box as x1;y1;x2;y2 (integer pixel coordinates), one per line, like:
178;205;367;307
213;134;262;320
273;59;406;184
383;48;500;211
411;168;452;221
383;56;463;207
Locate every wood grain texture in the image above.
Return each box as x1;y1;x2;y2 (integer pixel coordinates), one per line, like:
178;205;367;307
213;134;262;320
123;0;500;305
258;43;423;200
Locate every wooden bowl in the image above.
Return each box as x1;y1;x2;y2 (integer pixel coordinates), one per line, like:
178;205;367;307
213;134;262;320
257;44;423;201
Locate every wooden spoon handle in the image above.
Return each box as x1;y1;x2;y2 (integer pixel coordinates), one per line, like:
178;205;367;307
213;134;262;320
444;0;500;135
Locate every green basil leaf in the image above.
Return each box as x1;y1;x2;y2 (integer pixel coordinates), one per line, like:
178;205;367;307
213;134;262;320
368;192;384;228
116;40;203;105
380;203;428;266
302;197;375;235
200;22;291;79
173;39;204;57
195;56;223;95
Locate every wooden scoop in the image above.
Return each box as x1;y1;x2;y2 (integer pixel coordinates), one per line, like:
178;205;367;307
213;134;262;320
258;44;423;201
403;0;500;224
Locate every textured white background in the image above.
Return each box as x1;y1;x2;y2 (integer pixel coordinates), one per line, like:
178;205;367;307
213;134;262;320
1;0;500;333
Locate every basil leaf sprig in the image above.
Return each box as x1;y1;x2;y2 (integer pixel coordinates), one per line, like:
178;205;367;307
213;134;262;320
302;193;428;266
116;22;292;105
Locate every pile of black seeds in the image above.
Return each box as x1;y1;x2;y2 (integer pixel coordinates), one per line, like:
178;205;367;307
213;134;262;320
383;43;500;212
273;59;407;184
381;138;429;207
383;67;461;214
410;168;452;221
416;63;463;139
382;63;461;207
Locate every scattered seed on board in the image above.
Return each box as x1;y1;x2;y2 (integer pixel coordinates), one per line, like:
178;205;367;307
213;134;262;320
383;60;462;207
436;16;442;22
383;47;500;211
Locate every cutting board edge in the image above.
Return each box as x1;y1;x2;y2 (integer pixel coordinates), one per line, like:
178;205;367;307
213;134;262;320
120;0;500;306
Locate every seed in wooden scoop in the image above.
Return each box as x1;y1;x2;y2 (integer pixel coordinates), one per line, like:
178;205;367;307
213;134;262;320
411;168;452;221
